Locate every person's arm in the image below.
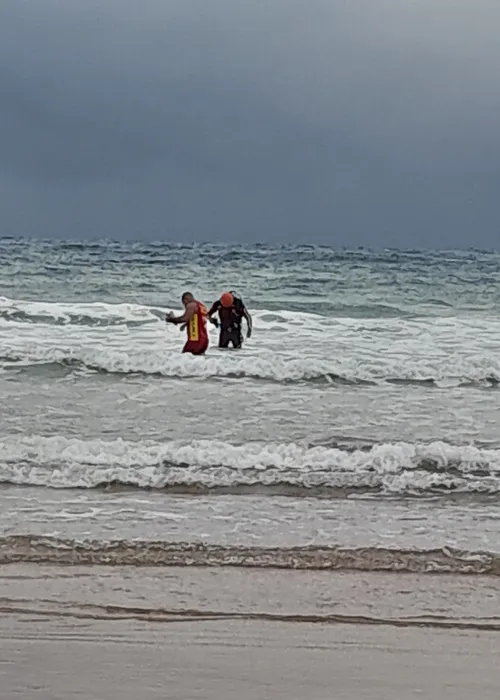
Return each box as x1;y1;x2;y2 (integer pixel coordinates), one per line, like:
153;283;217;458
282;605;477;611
206;302;220;327
166;301;197;325
207;302;219;317
242;306;252;337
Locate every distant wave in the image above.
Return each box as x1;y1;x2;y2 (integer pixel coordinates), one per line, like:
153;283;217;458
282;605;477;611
0;296;448;327
251;301;416;318
0;308;158;328
1;535;499;576
0;297;163;327
1;435;500;496
1;295;412;328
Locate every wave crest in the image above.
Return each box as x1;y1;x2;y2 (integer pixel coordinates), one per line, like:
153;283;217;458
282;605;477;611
1;435;500;495
3;346;500;388
0;297;162;327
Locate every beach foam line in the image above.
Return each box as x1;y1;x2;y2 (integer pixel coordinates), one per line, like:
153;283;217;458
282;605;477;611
1;535;499;575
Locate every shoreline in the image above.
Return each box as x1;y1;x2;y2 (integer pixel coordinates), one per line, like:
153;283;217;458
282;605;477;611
1;563;499;626
2;534;500;576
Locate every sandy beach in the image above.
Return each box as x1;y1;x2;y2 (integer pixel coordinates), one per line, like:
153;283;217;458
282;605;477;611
1;564;499;699
3;616;498;700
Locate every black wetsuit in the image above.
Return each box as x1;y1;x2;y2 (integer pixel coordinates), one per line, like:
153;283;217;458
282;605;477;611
208;296;247;348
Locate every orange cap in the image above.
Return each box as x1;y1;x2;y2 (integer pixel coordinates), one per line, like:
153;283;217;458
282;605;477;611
220;292;234;308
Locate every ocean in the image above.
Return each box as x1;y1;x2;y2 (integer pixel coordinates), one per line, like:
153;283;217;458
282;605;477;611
1;237;500;576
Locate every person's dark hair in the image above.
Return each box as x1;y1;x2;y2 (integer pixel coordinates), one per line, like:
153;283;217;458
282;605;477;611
181;292;194;303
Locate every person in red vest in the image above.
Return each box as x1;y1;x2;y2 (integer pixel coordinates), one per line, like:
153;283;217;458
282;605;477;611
165;292;210;355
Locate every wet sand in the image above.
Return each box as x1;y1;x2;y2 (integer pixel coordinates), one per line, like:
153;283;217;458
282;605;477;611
2;616;499;700
1;565;499;699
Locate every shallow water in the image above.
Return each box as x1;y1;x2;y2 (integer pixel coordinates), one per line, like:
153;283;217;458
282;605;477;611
2;239;500;571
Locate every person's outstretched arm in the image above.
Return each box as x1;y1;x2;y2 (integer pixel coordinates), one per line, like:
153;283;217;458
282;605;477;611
166;301;197;325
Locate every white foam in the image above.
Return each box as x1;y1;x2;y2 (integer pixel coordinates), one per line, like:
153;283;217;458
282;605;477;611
0;435;499;494
1;337;500;386
2;296;500;385
0;296;160;325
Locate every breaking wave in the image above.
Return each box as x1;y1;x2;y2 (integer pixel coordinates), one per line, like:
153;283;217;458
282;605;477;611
1;435;500;496
2;535;500;575
0;295;416;323
2;346;500;388
0;297;378;384
0;297;163;327
3;295;500;387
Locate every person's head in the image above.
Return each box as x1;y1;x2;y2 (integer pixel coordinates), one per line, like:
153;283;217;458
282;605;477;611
220;292;234;308
181;292;195;306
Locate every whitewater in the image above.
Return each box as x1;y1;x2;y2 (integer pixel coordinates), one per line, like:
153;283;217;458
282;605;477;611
2;238;500;573
3;295;500;386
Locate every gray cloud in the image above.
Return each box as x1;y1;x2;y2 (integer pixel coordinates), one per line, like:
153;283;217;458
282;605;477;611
1;0;499;246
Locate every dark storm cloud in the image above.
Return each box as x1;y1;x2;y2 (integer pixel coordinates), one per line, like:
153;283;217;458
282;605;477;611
1;0;499;246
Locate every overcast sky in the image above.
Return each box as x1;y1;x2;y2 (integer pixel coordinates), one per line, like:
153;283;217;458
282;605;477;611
1;0;499;247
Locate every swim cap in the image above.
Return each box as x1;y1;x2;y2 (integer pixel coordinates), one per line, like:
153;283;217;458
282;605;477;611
220;292;234;308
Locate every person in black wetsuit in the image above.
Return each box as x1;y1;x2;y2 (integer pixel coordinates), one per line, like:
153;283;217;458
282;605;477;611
207;291;252;349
